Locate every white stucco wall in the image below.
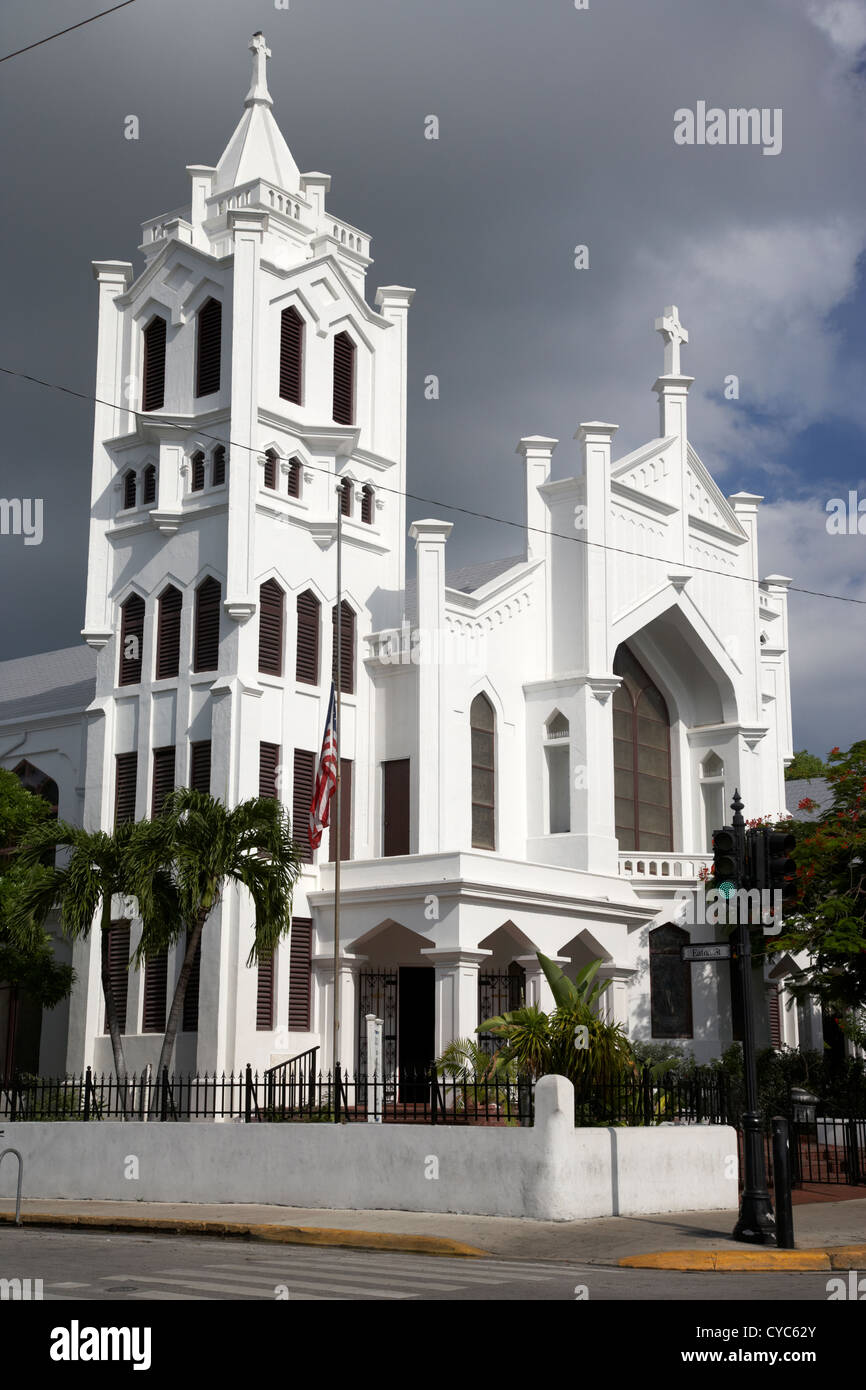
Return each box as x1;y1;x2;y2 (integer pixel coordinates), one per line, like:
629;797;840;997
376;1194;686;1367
2;1077;738;1221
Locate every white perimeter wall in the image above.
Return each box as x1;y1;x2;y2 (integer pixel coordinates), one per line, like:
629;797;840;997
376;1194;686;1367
3;1078;738;1221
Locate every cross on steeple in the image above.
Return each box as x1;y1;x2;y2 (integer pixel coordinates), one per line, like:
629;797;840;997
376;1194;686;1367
654;305;689;376
245;31;273;108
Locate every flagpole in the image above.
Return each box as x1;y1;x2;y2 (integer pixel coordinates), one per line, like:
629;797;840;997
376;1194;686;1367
333;489;342;1082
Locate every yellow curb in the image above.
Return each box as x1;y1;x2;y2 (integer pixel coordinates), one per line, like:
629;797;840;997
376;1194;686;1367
828;1245;866;1269
0;1210;487;1258
619;1247;860;1272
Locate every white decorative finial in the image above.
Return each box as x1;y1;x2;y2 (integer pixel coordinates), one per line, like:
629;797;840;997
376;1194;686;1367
245;31;273;108
654;305;689;376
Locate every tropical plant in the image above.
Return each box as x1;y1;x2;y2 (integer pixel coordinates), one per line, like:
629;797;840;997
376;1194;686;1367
473;953;638;1088
10;821;139;1090
127;788;302;1086
434;1036;505;1081
0;770;74;1025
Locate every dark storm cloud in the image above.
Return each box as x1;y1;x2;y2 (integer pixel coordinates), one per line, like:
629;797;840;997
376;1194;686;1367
0;0;863;752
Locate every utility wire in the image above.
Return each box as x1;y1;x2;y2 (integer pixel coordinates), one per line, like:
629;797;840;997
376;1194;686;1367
1;361;864;608
0;1;138;64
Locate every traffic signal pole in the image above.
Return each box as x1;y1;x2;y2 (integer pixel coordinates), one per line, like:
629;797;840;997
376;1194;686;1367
729;790;776;1244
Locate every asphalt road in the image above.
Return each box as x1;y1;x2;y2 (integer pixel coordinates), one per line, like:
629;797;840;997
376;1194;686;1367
0;1228;844;1301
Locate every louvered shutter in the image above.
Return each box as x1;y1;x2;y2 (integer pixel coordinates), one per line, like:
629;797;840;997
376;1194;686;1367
258;579;284;676
156;585;182;680
328;760;352;862
279;307;304;404
288;917;312;1030
195;298;222;397
339;478;352;517
383;759;410;856
142;950;168;1032
104;922;130;1035
256;953;274;1030
119;594;145;685
151;746;176;816
263;450;278;489
142;316;166;412
287;457;301;498
189;740;212;794
123;471;137;510
114;753;138;825
295;591;319;685
191;451;205;492
194;577;221;672
333;332;355;424
331;601;355;694
142;465;156;504
259;741;280;800
212;446;226;486
361;484;374;524
181;931;202;1032
292;749;316;864
768;985;782;1048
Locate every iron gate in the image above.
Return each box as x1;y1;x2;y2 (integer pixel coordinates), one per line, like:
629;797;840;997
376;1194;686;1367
478;965;526;1055
357;970;397;1075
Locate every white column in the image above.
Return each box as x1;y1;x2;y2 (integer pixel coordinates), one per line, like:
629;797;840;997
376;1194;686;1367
409;519;453;855
596;966;634;1028
83;262;133;647
376;286;415;606
226;208;268;626
421;948;491;1057
517;436;557;675
652;375;694;565
576;422;617;675
514;954;566;1014
312;953;365;1071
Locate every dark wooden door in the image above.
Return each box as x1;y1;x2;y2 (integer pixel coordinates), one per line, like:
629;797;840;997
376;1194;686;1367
382;759;410;856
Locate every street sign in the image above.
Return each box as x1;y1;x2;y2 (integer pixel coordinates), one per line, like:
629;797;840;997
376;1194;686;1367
681;942;732;962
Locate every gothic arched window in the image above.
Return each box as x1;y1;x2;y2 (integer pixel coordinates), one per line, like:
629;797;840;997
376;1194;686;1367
333;332;356;425
279;306;304;405
195;297;222;398
649;923;693;1038
471;693;496;851
613;644;673;852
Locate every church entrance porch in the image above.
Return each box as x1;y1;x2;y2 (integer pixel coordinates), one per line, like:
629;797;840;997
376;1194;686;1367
356;967;435;1094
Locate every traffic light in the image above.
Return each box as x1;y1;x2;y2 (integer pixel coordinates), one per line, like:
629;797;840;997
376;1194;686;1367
712;825;743;893
765;828;797;902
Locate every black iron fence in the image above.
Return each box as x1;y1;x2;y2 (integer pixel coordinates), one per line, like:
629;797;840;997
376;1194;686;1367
573;1065;731;1127
0;1065;534;1126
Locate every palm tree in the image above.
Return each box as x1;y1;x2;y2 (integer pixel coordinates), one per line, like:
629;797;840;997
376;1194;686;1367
128;788;302;1086
10;821;138;1090
475;953;637;1087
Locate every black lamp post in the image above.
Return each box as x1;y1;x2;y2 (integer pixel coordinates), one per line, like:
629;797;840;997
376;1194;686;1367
729;789;776;1244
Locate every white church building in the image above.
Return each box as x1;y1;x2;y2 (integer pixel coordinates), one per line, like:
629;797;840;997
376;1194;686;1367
0;34;823;1082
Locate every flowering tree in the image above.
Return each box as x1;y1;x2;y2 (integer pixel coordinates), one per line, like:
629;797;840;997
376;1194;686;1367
771;742;866;1023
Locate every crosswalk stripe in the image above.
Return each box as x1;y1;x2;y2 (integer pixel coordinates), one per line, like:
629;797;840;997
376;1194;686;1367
206;1253;558;1283
106;1273;417;1300
196;1264;466;1293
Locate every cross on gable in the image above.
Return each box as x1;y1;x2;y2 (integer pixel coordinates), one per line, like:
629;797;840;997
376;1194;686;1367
654;305;689;376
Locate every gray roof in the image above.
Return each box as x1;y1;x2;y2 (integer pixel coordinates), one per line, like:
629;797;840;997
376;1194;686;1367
0;644;97;724
402;554;525;622
785;777;832;821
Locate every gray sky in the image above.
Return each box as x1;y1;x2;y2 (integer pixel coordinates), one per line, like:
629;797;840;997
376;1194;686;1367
1;0;864;759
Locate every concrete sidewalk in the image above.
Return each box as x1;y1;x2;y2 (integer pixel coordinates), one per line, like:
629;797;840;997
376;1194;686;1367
2;1195;866;1268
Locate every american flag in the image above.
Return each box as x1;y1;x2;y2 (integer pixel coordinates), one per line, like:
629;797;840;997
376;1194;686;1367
309;682;338;853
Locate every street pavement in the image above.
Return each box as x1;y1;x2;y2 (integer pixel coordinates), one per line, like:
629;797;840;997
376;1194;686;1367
0;1227;846;1301
2;1195;865;1263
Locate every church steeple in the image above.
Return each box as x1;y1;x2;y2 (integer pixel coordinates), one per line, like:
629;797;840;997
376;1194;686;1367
213;32;301;195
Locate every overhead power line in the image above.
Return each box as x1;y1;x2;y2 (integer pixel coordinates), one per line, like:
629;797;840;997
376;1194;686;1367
0;1;138;64
0;361;864;608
